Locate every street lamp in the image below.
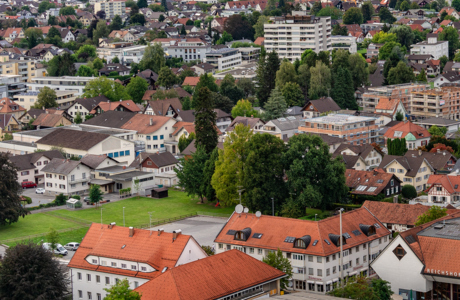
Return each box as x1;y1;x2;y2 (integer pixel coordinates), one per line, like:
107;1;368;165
272;197;274;216
338;208;344;288
315;214;318;221
123;207;125;227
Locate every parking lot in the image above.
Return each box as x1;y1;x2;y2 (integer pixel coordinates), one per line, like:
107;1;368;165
21;184;55;207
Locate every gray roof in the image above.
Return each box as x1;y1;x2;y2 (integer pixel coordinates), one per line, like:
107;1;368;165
36;128;110;151
41;158;86;175
227;116;264;132
178;108;230;123
284;106;303;116
129;151;178;168
415;117;460;126
438;71;460;83
181;140;224;155
405;150;456;172
408;54;433;60
9;150;64;171
333;143;378;159
340;154;362;169
302;133;347;145
71;95;110;112
267;115;303;131
108;170;152;181
83;111;136;128
378;155;434;177
80;154;117;169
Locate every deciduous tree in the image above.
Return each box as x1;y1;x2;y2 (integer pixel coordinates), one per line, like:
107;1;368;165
439;26;460;58
34;86;57;109
213;93;233;113
262;249;293;290
220;74;244;103
231;99;258;118
390;25;415;49
89;184;103;207
157;66;177;88
253;15;269;39
379;7;396;24
126;76;149;103
104;279;141;300
349;53;369;89
343;7;364;24
415;206;447;226
140;42;165;73
275;60;297;89
361;1;374;22
83;77;131;101
281;82;304;107
175;145;208;202
387;61;415;85
309;61;331;99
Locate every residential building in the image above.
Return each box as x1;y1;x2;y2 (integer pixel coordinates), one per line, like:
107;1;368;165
68;223;207;300
411;85;460;120
301;97;341;119
0;113;19;135
143;98;182;117
92;165;155;194
0;54;36;82
374;98;407;121
426;173;460;205
0;75;26;99
339;154;368;170
206;48;242;71
90;100;141;116
9;150;64;185
366;43;383;59
135;250;286;299
304;133;346;153
27;76;103;96
345;169;402;198
383;121;431;149
97;45;147;65
155;38;211;63
334;143;383;170
331;35;357;53
405;149;457;174
108;30;135;42
14;90;77;110
128;151;179;186
0;27;24;42
0;97;25;119
410;35;448;59
98;63;130;76
94;0;126;19
41;158;92;196
433;71;460;87
371;213;460;298
378;154;434;192
32;112;72;129
226;116;265;133
298;114;380;145
35;128;136;165
255;115;303;140
415;116;460;132
214;208;391;293
264;15;332;62
177;109;232;131
66;95;110;121
190;62;216;75
237;47;261;61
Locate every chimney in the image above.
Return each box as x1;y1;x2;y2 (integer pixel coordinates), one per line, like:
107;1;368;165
108;222;116;229
157;228;164;236
444;151;446;156
418;149;422;156
129;226;134;237
393;195;398;203
173;229;182;241
251;115;253;118
107;100;110;103
122;166;126;170
150;118;153;126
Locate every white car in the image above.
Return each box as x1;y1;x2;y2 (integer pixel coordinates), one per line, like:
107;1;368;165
64;242;80;251
43;243;68;256
35;188;45;194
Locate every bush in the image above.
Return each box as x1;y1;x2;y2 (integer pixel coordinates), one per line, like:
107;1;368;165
201;245;214;256
332;203;361;210
22;196;32;205
402;185;417;199
381;197;394;203
54;193;67;206
72;195;80;200
74;202;82;208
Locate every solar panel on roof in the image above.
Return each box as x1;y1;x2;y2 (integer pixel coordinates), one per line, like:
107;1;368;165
343;232;352;239
312;240;318;246
405;235;416;244
227;230;236;235
324;239;331;245
352;230;362;236
374;223;381;229
252;233;263;239
377;179;384;183
284;236;295;243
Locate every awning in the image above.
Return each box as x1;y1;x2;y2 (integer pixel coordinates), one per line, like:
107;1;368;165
307;280;315;284
349;271;358;276
361;268;368;272
326;281;332;285
332;278;339;282
316;282;324;285
90;179;114;185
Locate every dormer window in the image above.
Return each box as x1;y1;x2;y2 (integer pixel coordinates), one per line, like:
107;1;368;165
328;233;346;247
234;228;252;241
359;224;376;236
293;235;311;249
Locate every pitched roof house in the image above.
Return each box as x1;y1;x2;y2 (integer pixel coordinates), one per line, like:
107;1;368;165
32;113;72;129
9;150;64;185
301;97;341;119
383;121;431;149
143;98;182;117
90;100;141;116
66;95;110;121
345;169;402;197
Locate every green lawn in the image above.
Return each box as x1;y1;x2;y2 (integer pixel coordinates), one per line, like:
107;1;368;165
357;49;367;55
0;190;234;246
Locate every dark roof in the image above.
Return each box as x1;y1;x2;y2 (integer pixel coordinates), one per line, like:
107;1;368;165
284;106;303;116
378;155;433;177
334;143;379;159
71;95;110;112
408;54;433;60
99;63;130;73
9;150;64;171
36;128;110;151
32;113;67;127
178;108;230;123
440;71;460;82
41;158;89;175
145;98;182;116
302;97;341;113
129;151;178;168
80;154;117;169
0;114;14;129
340;154;362;169
345;169;400;195
226;116;264;132
368;63;385;87
83;111;136;128
304;133;347;145
181;140;224;156
405;150;456;172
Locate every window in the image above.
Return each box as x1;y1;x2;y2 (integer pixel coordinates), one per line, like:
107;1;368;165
97;294;101;300
333;254;336;260
326;268;330;276
141;266;147;271
293;254;304;260
131;265;137;270
258;249;263;255
112;262;117;267
356;246;359;252
96;275;100;283
308;255;313;262
363;255;367;262
87;274;91;281
250;248;254;254
71;175;75;181
308;268;314;275
77;272;82;280
153;135;158;140
125;150;130;156
333;266;337;274
393;244;406;260
160;135;164;139
88;292;92;300
317;257;322;263
356;257;360;265
363;243;367;249
121;264;126;268
326;256;330;262
78;290;83;298
317;269;322;276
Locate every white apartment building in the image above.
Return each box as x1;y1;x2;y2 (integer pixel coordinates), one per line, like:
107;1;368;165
410;35;448;60
94;0;126;19
68;223;207;300
0;75;26;99
14;90;76;110
97;45;147;65
206;48;242;71
215;208;391;293
331;35;357;54
264;15;331;61
157;38;211;63
27;76;102;96
41;158;92;196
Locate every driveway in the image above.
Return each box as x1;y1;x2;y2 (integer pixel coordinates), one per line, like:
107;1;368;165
21;184;55;207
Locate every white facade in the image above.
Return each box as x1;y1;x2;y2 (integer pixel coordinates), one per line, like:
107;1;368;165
264;16;331;61
331;35;357;54
97;45;147;65
27;76;102;96
410;38;449;60
206;49;242;71
94;0;126;19
44;163;92;196
161;39;211;63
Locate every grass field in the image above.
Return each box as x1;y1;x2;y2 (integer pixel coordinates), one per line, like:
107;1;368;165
0;190;234;247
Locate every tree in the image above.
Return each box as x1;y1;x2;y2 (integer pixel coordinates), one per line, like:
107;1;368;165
157;66;177;88
297;64;310;96
253;15;269;39
379;7;396;24
178;132;195;153
131;13;146;26
331;49;350;73
231;99;258;118
24;28;42;49
387;61;415;85
46;227;60;251
430;143;454;153
389;25;414;49
343;7;364;24
47;53;76;76
180;24;186;35
193;73;218;107
329;275;392;300
212;124;253;206
428;125;448;137
454;0;460;11
416;68;427;82
400;0;410;10
126;76;149;103
216;31;233;45
428;135;458;152
333;67;357;110
182;97;191;110
396;110;404;121
140;43;165;73
34;86;57;109
112;56;120;64
75;44;97;61
372;278;394;300
275;60;297;89
110;15;123;31
152;89;179;100
439;26;460;58
175;145;208;202
361;2;375;22
244;134;286;214
312;1;323;14
194;87;218;154
281;82;304;107
96;10;106;19
349;53;369;89
74;111;83;124
39;1;56;13
89;184;103;207
83;77;131;101
104;278;141;300
440;55;449;72
0;242;68;299
264;88;287;120
201;147;218;202
213;93;233;113
262;249;293;290
316;6;343;19
256;49;280;106
309;61;331;99
415;206;447;226
92;20;110;44
137;0;147;8
76;65;94;77
161;0;168;11
332;24;348;36
220;74;244;103
378;41;402;60
54;193;67;206
387;138;408;155
236;78;256;98
59;6;75;15
283;134;347;212
372;31;397;44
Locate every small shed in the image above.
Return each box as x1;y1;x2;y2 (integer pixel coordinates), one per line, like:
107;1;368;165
66;198;81;209
152;187;168;199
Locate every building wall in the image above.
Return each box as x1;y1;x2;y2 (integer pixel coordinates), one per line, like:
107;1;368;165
18;168;35;183
66;104;92;121
135;118;177;154
410;41;448;60
385;160;432;192
44;164;91;196
89;136;136;165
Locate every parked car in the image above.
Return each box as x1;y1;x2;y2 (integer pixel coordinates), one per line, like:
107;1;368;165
64;242;80;251
21;181;37;189
42;243;68;256
35;188;45;194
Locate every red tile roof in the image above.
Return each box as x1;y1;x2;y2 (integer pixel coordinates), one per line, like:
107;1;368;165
363;200;431;226
177;18;190;26
383;121;430;140
254;37;265;45
0;98;25;113
375;98;398;111
135;250;286;300
68;223;199;280
345;169;399;196
120;114;172;134
172;121;195;136
90;100;141;114
409;24;424;32
440;20;453;26
182;77;200;86
427;174;460;194
215;208;391;257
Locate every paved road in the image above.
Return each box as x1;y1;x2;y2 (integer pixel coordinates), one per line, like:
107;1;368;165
150;216;228;246
21;184;55;207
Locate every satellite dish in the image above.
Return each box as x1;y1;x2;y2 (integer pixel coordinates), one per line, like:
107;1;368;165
235;204;243;214
288;280;293;287
243;207;249;213
255;211;261;218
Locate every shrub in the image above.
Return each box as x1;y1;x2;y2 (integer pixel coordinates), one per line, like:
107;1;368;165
22;196;32;205
201;245;214;256
71;195;80;200
74;202;82;208
54;193;67;206
402;185;417;199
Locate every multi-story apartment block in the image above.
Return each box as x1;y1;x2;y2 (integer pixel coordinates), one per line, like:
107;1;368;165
410;84;460;120
215;208;391;293
27;76;103;96
0;75;26;98
264;15;331;61
206;48;242;71
331;35;357;53
410;35;448;60
94;0;126;19
298;114;380;145
366;43;383;59
97;45;147;65
155;38;211;63
14;90;77;110
0;55;36;82
361;83;429;113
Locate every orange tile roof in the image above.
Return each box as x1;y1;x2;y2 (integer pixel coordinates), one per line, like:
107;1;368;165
363;201;432;226
254;37;265;45
375;98;399;111
440;20;452;26
215;208;390;257
383;121;430;140
0;98;25;113
68;223;197;279
434;27;443;34
409;24;424;32
172;121;195;136
345;169;399;196
135;250;285;300
142;90;156;101
177;18;190;26
39;25;62;35
120;114;171;134
90;100;141;114
182;77;200;86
